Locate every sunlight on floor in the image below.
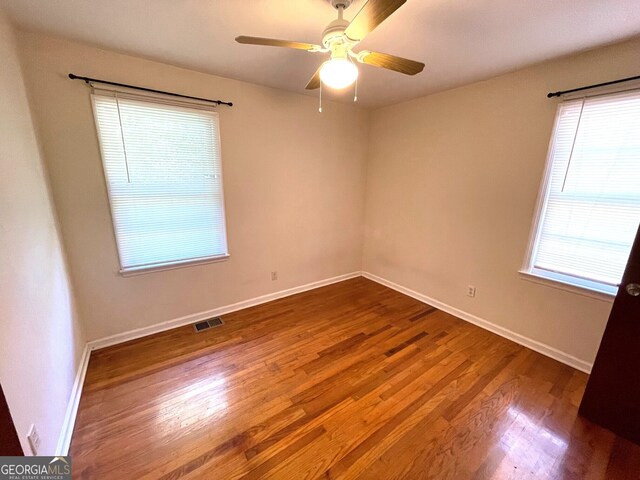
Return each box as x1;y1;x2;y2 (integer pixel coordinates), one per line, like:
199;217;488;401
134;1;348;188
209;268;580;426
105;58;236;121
494;406;569;479
153;374;229;432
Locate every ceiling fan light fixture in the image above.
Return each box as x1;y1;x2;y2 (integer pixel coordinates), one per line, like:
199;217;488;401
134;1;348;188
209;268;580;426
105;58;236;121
236;0;425;97
319;58;358;89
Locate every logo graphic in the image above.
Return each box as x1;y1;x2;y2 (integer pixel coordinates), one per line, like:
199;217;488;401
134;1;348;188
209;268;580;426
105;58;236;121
0;456;72;480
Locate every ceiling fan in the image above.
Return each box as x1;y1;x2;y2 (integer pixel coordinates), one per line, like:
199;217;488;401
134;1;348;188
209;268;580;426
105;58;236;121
236;0;425;93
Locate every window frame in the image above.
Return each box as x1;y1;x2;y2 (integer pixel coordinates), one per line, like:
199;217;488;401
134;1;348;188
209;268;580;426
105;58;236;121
91;89;230;276
519;92;640;302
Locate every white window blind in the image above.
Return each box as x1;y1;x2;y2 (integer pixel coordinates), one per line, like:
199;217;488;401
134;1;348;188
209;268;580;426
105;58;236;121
91;91;228;273
525;89;640;294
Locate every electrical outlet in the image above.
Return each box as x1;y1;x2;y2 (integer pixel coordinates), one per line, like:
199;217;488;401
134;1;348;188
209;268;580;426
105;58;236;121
467;285;476;298
27;424;41;455
271;271;278;281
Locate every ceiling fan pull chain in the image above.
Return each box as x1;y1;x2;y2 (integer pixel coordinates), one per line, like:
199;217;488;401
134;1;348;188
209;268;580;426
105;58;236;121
319;81;323;113
354;75;358;102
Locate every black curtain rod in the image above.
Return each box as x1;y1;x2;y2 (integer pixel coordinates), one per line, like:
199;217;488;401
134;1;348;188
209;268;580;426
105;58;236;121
547;74;640;98
68;73;233;106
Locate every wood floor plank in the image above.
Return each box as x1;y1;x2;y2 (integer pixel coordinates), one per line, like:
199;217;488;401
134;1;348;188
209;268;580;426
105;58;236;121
69;277;640;479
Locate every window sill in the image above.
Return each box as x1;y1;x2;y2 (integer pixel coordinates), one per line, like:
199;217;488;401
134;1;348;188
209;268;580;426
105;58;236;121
120;254;230;277
518;270;615;303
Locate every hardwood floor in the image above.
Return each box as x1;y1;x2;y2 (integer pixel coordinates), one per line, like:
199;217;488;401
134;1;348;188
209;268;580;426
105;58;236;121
70;277;640;479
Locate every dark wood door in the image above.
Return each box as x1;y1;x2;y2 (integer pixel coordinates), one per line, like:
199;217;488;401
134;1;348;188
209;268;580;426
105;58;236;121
580;223;640;444
0;384;23;455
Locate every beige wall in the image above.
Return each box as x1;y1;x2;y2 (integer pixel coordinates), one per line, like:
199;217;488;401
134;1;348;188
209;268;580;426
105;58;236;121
363;37;640;366
12;26;638;370
0;13;84;455
17;31;369;342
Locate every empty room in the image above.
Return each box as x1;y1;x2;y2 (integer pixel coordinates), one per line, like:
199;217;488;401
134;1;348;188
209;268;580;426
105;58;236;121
1;0;640;478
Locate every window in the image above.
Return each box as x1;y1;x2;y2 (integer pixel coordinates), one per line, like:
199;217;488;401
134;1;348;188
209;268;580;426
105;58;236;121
523;89;640;296
92;90;228;274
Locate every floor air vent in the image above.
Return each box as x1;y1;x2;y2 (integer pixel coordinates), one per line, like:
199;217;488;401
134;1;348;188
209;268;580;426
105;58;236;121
193;317;224;332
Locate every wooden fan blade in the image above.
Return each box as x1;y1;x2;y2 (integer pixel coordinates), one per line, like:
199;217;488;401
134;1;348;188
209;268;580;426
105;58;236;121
359;51;424;75
235;36;321;51
344;0;407;42
305;67;322;90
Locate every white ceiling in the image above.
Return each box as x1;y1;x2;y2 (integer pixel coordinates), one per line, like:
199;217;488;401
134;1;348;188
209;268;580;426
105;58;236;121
2;0;640;108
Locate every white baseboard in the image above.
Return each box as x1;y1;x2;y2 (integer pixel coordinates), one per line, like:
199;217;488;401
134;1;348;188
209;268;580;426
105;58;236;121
362;271;593;373
88;271;362;351
55;343;91;456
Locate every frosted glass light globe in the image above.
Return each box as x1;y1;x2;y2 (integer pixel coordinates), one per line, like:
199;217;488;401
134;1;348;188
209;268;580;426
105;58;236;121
320;58;358;89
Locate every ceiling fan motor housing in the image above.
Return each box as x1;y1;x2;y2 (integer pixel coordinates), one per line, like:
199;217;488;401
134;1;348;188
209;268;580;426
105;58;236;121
322;18;350;49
